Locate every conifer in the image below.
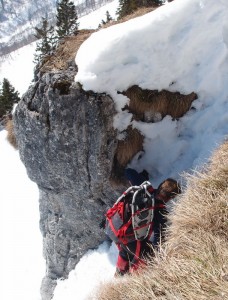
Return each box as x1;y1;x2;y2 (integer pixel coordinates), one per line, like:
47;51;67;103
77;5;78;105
0;78;20;118
116;0;131;20
151;0;163;6
99;10;113;27
117;0;163;19
56;0;79;39
105;10;113;23
34;17;56;65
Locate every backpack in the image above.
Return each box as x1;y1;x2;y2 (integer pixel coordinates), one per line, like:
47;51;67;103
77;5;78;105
105;181;155;245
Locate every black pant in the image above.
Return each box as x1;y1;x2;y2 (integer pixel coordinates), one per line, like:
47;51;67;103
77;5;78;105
116;239;153;275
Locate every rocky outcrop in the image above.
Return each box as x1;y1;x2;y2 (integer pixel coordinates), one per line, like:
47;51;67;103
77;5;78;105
13;56;198;300
13;63;122;299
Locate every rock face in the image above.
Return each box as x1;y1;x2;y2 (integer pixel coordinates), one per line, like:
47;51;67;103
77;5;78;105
13;59;197;299
14;64;121;299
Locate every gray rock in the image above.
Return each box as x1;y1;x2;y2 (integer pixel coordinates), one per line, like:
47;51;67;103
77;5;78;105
14;64;122;299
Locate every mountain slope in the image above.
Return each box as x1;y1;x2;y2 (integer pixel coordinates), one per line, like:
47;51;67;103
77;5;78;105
96;139;228;300
0;0;116;56
9;0;228;299
0;0;56;55
75;0;228;185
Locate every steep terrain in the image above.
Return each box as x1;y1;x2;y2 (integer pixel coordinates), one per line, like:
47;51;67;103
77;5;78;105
14;55;122;299
96;140;228;300
13;31;197;300
12;0;228;299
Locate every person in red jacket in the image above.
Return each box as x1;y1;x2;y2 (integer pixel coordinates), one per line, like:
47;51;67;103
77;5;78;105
102;168;181;276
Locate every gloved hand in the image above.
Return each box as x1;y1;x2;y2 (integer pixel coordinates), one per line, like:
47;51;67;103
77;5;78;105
99;218;106;229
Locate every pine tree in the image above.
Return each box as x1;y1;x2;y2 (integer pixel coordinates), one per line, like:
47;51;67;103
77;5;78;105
141;0;163;6
116;0;144;20
116;0;130;20
150;0;163;6
99;10;113;27
0;78;20;118
56;0;79;39
34;17;56;65
117;0;163;19
105;10;113;23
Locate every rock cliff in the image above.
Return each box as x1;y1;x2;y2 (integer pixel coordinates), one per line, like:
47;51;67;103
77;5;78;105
13;26;197;297
14;62;122;299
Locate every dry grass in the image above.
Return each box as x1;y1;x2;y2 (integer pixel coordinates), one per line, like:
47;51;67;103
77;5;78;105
101;7;156;29
116;126;144;166
41;7;156;73
110;126;144;187
122;85;197;121
94;140;228;300
4;117;18;149
41;29;95;72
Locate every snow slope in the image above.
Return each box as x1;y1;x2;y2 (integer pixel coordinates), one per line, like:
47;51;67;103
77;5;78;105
0;130;45;300
0;2;119;300
0;0;119;96
1;0;228;299
75;0;228;185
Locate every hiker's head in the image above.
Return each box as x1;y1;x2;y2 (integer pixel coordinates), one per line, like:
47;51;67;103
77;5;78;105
156;178;181;202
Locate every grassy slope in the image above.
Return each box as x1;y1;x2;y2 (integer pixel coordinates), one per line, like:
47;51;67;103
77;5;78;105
95;140;228;300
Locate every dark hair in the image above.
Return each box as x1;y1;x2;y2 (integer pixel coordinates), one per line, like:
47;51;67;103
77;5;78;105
157;178;181;198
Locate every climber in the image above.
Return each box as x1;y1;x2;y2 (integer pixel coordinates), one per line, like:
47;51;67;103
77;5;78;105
100;168;181;276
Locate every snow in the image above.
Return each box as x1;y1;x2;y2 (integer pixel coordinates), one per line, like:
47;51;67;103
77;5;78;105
0;43;36;96
0;0;228;299
0;2;119;300
78;0;119;29
0;130;45;300
0;0;57;45
53;241;118;300
75;0;228;184
0;0;119;97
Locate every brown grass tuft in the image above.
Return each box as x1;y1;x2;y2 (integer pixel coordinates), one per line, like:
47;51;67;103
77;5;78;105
122;85;197;122
41;30;95;72
4;117;18;149
41;8;156;73
95;139;228;300
110;126;144;187
115;126;144;166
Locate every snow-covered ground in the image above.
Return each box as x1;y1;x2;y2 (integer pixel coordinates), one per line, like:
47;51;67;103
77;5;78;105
75;0;228;185
0;2;119;300
0;130;45;300
0;43;36;96
78;0;119;29
0;0;228;299
0;0;56;45
0;0;119;96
